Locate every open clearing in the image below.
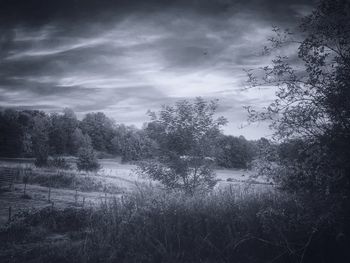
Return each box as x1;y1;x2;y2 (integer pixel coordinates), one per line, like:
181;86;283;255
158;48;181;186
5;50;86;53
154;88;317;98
0;157;258;183
0;158;270;225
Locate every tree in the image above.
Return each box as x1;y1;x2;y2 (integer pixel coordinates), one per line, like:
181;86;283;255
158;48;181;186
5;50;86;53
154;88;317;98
215;135;255;169
76;134;100;172
138;98;227;194
32;115;50;167
111;125;156;162
247;1;350;142
49;113;67;155
0;109;24;157
48;108;78;155
80;112;116;153
246;0;350;226
61;108;79;154
72;128;86;154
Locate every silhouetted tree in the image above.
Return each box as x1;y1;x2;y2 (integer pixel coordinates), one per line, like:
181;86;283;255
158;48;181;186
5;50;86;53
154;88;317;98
247;0;350;195
246;0;350;241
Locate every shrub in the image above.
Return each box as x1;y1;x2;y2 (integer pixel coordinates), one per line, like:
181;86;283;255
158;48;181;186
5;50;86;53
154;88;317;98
76;146;100;172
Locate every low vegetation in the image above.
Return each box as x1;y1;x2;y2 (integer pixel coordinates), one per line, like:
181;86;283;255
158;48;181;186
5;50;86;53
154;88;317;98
0;185;347;263
13;167;123;194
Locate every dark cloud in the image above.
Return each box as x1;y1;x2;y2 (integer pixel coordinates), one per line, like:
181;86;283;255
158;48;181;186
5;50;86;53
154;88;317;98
0;0;316;28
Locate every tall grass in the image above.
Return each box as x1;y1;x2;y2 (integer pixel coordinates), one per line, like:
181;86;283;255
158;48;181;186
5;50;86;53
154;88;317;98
83;186;336;263
1;185;347;263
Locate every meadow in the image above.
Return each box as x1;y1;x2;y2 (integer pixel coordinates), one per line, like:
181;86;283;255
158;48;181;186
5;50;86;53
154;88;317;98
0;158;267;224
0;180;335;263
0;158;340;263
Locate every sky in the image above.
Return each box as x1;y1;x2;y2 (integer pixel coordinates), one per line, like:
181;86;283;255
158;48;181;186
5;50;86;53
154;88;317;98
0;0;316;139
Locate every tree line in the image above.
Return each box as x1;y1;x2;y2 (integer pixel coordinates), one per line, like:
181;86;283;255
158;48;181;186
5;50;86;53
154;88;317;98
0;106;260;169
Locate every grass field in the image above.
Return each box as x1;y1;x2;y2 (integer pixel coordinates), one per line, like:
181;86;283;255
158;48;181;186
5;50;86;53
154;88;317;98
0;158;342;263
0;157;263;185
0;158;270;226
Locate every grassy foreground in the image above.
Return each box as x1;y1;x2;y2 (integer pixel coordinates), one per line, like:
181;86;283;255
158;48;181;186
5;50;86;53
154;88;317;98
0;185;348;263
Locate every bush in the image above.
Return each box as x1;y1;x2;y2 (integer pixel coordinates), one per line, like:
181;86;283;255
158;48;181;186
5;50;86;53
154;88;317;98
76;146;100;172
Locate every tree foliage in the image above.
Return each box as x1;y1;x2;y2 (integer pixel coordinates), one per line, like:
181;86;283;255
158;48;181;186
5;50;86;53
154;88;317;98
32;115;50;167
112;125;156;162
48;109;78;155
138;98;227;194
246;0;350;211
0;109;23;157
76;134;100;172
80;112;116;153
0;106;255;171
215;135;256;169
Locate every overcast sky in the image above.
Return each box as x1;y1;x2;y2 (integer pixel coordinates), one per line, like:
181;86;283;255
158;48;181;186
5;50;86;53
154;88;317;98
0;0;316;139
